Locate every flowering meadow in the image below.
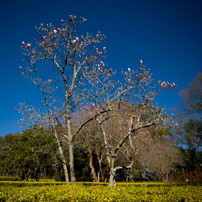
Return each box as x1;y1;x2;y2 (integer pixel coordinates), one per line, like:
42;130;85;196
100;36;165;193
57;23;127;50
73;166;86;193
0;182;202;201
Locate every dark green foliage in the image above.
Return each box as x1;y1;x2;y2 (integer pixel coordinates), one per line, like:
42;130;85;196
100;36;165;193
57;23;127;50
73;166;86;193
74;149;93;182
0;129;58;180
176;118;202;171
0;176;22;181
0;129;95;182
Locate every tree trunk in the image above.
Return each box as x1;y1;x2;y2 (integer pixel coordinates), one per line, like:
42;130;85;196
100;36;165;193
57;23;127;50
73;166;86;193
165;170;170;182
63;157;70;185
66;116;76;186
96;149;104;182
53;129;69;185
109;156;115;186
87;148;98;182
98;160;104;182
69;141;76;185
98;171;100;182
109;172;114;186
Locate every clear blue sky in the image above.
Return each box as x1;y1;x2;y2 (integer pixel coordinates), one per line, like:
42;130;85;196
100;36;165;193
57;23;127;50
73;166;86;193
0;0;202;136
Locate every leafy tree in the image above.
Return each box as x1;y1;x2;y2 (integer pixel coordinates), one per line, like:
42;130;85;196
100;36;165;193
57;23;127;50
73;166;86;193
0;134;18;176
175;116;202;171
0;129;57;180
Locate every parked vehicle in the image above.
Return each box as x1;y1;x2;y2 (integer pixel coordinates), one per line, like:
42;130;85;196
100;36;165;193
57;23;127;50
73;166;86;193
114;173;127;182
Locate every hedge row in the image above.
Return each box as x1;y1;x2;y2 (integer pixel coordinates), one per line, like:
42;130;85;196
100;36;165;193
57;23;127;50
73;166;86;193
0;184;202;201
0;181;170;187
0;181;65;187
0;176;22;181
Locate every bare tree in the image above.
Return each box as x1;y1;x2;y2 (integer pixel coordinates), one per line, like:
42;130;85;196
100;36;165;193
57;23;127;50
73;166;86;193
138;134;183;182
19;16;107;185
92;68;176;186
179;73;202;114
19;16;176;186
73;110;106;182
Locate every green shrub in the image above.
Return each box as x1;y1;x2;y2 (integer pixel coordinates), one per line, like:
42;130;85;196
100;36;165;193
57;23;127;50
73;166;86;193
0;176;22;181
38;179;56;182
0;184;201;201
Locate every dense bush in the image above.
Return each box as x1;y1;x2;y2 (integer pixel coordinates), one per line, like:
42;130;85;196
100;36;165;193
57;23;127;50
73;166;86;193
0;183;201;201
